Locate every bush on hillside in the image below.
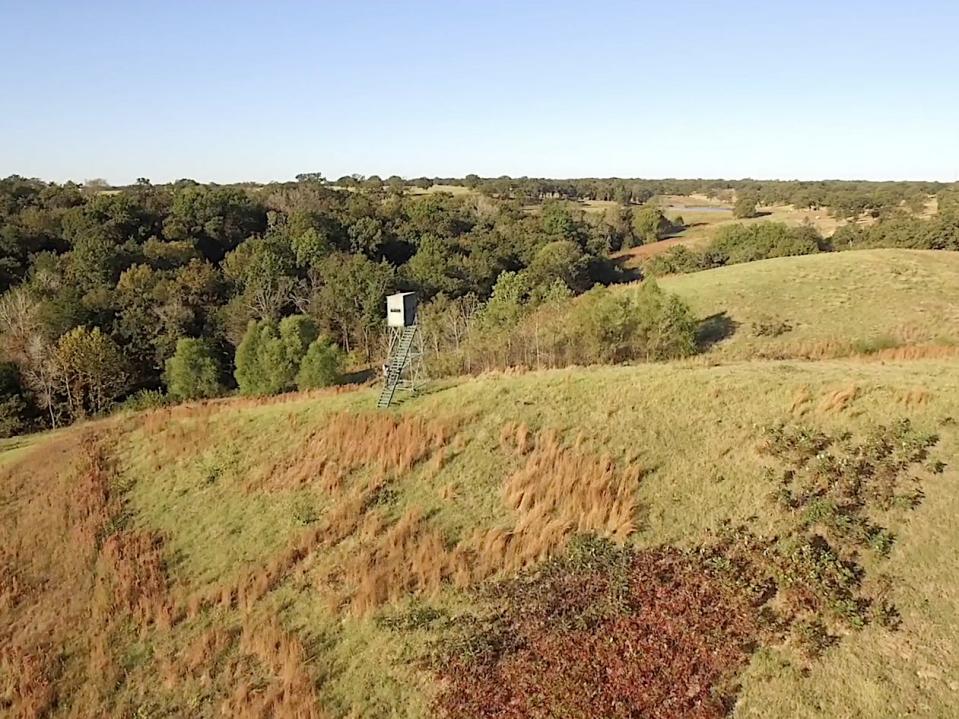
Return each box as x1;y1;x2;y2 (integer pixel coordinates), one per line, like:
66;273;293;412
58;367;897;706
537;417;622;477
733;193;759;218
296;336;344;390
452;280;697;371
711;222;825;264
643;245;713;276
165;338;223;400
235;315;321;395
643;221;826;276
629;206;676;247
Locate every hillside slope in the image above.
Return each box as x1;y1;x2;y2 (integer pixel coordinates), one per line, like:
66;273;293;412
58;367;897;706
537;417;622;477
658;249;959;359
2;359;959;717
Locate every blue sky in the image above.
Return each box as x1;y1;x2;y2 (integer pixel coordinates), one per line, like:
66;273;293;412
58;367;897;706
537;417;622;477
2;1;957;184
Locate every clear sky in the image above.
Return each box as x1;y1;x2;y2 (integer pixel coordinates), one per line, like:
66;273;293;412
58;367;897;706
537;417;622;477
2;0;958;184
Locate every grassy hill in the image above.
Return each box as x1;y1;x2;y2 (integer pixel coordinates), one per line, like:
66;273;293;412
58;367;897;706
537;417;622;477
658;248;959;360
3;358;959;717
4;248;959;718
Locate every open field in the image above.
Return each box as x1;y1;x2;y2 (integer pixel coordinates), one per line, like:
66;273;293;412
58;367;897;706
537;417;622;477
656;248;959;360
3;351;959;717
610;193;850;267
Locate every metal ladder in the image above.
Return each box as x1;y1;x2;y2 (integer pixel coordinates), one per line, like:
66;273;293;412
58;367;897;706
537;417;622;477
376;326;417;408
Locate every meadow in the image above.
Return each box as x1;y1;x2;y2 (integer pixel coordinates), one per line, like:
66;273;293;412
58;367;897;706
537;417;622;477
4;218;959;717
3;353;958;717
659;248;959;359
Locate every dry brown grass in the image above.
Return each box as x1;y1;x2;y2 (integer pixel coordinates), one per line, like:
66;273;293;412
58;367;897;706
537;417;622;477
817;385;859;414
789;387;813;416
257;412;457;492
896;387;932;407
0;431;136;717
864;344;959;362
221;616;328;719
330;424;645;614
99;530;176;631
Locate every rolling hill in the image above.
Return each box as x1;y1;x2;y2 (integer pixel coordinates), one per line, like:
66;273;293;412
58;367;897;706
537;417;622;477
658;248;959;359
3;249;959;718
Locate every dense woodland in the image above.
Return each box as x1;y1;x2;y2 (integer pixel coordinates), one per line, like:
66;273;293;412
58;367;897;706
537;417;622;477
0;173;956;436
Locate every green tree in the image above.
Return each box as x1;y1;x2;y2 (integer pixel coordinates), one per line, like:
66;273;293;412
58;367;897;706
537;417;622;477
162;186;266;261
733;193;759;219
404;234;463;297
55;326;129;418
164;338;222;400
524;240;590;294
630;206;673;246
296;336;343;390
234;315;319;395
312;253;394;359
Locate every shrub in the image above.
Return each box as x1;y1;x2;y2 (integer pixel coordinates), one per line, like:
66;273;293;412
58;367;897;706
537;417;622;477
296;336;344;390
733;193;758;218
629;206;675;246
631;280;698;360
434;540;760;719
235;315;320;395
118;389;171;412
711;222;823;264
164;338;223;400
643;245;713;276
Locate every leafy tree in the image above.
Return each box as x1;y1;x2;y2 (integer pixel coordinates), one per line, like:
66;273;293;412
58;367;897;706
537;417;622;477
164;338;223;400
479;270;531;330
234;315;319;395
347;216;386;256
0;362;32;437
222;235;297;321
404;234;463;297
54;325;129;418
524;240;590;294
162;186;266;261
733;193;759;219
296;336;343;390
630;206;674;246
312;253;394;359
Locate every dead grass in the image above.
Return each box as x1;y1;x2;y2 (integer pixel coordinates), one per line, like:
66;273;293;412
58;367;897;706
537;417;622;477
258;412;456;492
222;616;329;719
817;385;859;414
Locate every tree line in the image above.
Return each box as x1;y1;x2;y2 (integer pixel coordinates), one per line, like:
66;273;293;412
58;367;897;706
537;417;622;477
1;173;955;436
644;204;959;277
0;175;694;435
320;174;951;220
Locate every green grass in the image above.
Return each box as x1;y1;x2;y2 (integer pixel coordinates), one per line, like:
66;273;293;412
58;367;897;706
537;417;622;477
657;248;959;359
91;360;959;715
5;247;959;717
4;358;959;716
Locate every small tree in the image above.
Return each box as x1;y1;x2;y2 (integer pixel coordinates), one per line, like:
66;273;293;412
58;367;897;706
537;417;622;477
524;240;590;294
296;337;343;390
630;207;673;246
733;193;759;219
55;326;129;418
234;315;320;395
164;338;222;400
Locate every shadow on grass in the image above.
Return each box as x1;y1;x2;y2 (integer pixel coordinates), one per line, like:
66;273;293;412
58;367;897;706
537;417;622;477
341;367;376;385
697;312;737;350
